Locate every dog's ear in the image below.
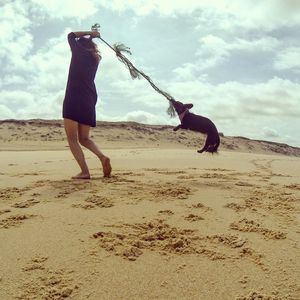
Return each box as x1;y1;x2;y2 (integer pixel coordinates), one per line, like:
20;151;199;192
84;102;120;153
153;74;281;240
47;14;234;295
185;103;193;109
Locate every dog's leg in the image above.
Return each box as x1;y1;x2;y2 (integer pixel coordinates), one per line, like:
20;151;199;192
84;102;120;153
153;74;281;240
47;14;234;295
173;124;182;131
197;134;220;154
197;147;206;153
197;135;210;153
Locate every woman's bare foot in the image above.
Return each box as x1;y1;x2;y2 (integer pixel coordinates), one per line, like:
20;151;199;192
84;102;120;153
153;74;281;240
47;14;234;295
71;172;91;180
101;157;112;177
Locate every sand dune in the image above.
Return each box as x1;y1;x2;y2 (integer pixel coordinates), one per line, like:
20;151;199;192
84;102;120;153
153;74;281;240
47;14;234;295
0;120;299;299
1;119;299;156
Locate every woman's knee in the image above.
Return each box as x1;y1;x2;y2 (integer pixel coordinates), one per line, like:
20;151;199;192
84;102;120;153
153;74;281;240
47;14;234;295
79;136;90;146
64;119;79;143
67;134;79;145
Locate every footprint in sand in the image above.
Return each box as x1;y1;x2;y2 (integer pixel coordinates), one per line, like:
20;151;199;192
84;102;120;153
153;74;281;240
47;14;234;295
235;181;255;187
12;199;40;208
72;195;113;210
207;234;247;248
198;172;239;180
72;203;96;210
251;159;274;174
250;159;289;180
114;171;145;177
205;168;234;172
158;210;174;215
225;187;297;222
0;214;36;229
143;168;163;172
184;214;204;222
236;291;279;300
16;257;78;299
190;202;212;212
151;185;191;200
224;202;246;212
156;170;187;175
0;209;11;216
284;184;300;191
92;220;200;261
0;186;32;201
92;219;266;264
230;218;287;240
92;220;234;262
22;256;49;271
177;174;197;180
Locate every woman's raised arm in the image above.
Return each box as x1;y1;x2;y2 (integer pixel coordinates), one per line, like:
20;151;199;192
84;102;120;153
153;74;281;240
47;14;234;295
73;31;100;39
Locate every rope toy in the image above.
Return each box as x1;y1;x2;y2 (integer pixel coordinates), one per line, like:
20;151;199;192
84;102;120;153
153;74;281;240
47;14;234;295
91;23;176;118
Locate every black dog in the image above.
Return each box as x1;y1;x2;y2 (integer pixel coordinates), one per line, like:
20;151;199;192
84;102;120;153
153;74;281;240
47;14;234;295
170;99;220;153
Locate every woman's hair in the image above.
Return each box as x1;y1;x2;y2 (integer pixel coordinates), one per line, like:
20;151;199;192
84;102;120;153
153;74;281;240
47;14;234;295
78;37;101;63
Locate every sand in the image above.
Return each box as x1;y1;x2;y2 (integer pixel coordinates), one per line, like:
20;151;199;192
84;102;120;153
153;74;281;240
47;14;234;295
0;120;299;299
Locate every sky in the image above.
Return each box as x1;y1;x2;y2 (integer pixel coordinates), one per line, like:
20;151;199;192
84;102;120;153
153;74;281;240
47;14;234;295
1;0;300;147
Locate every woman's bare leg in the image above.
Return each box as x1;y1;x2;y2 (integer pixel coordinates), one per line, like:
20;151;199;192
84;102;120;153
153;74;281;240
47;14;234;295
64;118;90;179
78;123;112;177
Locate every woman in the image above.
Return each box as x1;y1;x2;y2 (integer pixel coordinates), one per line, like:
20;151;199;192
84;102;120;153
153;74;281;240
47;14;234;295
63;31;111;179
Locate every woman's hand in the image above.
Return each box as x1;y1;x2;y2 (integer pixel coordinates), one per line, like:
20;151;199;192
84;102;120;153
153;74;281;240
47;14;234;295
90;31;100;39
73;31;101;39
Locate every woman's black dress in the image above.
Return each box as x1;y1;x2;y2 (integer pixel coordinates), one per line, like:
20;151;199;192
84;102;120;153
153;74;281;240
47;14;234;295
63;32;99;127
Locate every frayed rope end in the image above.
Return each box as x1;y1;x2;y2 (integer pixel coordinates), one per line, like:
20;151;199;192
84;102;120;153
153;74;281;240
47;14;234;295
167;101;176;118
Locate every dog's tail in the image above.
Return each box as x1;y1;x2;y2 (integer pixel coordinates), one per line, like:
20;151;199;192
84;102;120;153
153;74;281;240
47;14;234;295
198;132;220;154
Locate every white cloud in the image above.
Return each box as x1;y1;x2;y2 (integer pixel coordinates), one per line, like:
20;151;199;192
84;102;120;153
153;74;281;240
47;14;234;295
122;110;168;124
98;0;300;30
98;46;137;82
97;109;174;125
0;90;34;105
173;63;200;81
0;29;72;120
30;0;98;19
108;77;169;109
26;32;71;93
0;75;26;88
165;76;300;120
214;0;300;31
263;127;280;138
0;105;15;119
195;35;228;70
195;35;279;70
99;0;222;16
274;47;300;71
26;91;64;119
0;2;33;69
0;90;35;116
233;37;280;52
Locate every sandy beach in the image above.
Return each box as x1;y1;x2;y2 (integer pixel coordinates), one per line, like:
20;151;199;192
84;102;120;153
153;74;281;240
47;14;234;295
0;120;299;300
